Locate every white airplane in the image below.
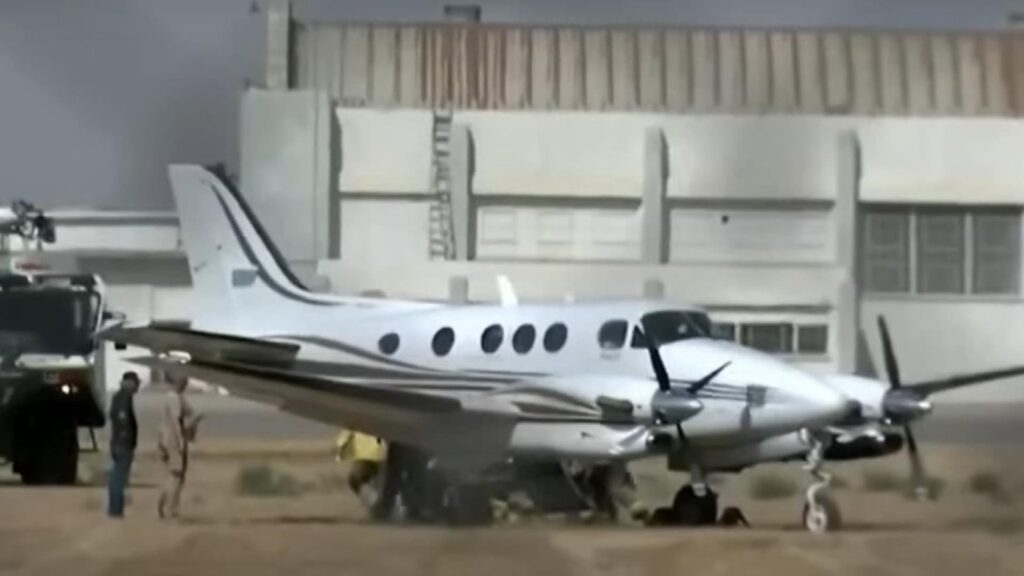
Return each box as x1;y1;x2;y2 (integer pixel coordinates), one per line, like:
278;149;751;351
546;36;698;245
104;164;1024;532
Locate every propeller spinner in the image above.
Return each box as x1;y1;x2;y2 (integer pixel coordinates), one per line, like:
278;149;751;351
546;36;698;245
640;328;729;443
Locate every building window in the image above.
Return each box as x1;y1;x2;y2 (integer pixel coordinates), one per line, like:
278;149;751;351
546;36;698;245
796;325;828;355
711;322;736;341
973;211;1021;294
378;333;400;355
512;324;536;354
917;209;965;294
598;320;628;350
543;323;568;352
432;327;455;356
480;324;503;354
862;206;1022;296
740;323;793;354
862;208;910;292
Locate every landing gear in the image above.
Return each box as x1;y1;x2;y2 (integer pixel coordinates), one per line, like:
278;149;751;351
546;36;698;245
802;434;842;533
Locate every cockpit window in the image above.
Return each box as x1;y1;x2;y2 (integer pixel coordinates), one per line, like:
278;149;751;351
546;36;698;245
631;310;712;348
597;320;628;350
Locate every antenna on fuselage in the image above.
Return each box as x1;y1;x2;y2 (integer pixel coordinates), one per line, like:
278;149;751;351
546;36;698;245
496;274;518;307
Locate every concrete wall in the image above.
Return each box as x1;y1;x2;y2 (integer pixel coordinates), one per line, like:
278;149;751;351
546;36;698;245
237;103;1024;401
240;89;335;269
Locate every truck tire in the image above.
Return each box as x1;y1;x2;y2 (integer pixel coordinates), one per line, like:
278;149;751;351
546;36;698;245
16;411;78;486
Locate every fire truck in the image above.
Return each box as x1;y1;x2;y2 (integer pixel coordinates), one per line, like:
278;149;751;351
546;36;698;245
0;201;112;484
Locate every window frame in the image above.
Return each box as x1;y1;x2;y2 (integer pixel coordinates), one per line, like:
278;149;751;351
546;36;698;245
480;324;504;354
431;327;456;356
378;332;400;355
542;322;568;353
795;324;828;355
512;324;537;354
597;319;629;351
861;205;1022;298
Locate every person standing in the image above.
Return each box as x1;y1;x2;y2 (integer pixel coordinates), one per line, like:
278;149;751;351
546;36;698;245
156;375;201;520
107;371;140;518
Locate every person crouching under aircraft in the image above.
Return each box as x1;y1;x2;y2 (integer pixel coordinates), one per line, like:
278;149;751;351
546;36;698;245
335;429;386;507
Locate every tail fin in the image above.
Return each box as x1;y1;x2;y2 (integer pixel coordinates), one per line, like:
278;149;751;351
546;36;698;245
168;164;328;333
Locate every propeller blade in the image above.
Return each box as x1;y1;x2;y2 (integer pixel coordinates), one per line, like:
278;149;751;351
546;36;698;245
877;316;902;388
906;365;1024;396
904;424;931;500
641;328;671;392
688;361;732;394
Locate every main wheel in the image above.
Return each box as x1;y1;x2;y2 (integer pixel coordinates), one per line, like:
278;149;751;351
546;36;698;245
802;494;842;533
443;485;493;527
672;485;718;526
15;407;78;486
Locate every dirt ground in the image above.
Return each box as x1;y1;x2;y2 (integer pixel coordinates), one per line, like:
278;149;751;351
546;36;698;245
2;438;1024;576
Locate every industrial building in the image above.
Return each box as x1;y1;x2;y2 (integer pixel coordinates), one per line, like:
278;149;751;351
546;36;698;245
25;4;1024;401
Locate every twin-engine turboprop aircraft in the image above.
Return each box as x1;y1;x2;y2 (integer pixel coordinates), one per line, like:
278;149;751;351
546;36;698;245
103;165;1024;532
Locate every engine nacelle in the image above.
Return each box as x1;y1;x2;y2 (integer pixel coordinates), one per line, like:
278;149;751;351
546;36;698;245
823;431;903;461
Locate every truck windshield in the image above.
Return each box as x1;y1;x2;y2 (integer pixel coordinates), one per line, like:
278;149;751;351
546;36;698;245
0;289;99;357
631;310;713;347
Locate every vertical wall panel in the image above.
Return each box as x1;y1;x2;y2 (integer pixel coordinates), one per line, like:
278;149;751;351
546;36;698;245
904;35;933;113
719;30;744;109
769;32;798;110
369;26;398;106
796;32;824;111
583;30;611;109
481;29;503;108
530;29;557;108
341;25;370;105
1011;36;1024;115
396;27;422;107
849;33;878;113
744;31;770;110
982;37;1008;113
932;35;958;113
957;36;985;113
557;28;584;109
610;30;639;108
878;35;905;112
504;28;530;108
638;30;666;109
314;24;344;98
664;30;691;110
692;30;717;110
823;33;850;112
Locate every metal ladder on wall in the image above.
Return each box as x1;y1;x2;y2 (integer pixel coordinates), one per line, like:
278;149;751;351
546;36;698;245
427;108;456;260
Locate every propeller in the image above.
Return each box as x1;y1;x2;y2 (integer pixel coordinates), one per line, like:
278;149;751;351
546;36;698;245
639;328;727;449
876;316;933;500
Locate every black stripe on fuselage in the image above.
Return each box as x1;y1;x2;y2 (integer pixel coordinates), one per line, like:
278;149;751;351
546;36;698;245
209;183;340;307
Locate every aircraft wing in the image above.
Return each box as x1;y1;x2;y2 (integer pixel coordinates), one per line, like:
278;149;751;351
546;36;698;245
102;325;518;454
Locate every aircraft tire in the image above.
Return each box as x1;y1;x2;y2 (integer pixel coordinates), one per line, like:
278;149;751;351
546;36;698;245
802;494;842;533
442;484;493;527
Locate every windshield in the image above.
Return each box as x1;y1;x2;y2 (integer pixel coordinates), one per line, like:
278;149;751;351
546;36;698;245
0;289;100;357
631;310;713;347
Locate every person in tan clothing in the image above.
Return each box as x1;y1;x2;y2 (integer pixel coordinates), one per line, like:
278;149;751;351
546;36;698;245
157;376;202;519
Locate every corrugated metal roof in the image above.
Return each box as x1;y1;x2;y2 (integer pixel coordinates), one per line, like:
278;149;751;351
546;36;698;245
293;22;1024;116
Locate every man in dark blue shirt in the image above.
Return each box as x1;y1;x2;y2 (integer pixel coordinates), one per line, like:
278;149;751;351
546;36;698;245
107;371;140;518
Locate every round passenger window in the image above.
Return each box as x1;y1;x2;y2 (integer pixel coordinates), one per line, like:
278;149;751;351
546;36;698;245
378;332;400;355
480;324;504;354
512;324;536;354
543;323;568;352
432;327;455;356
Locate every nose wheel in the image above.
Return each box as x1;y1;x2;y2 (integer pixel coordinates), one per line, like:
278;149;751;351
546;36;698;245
802;434;843;533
